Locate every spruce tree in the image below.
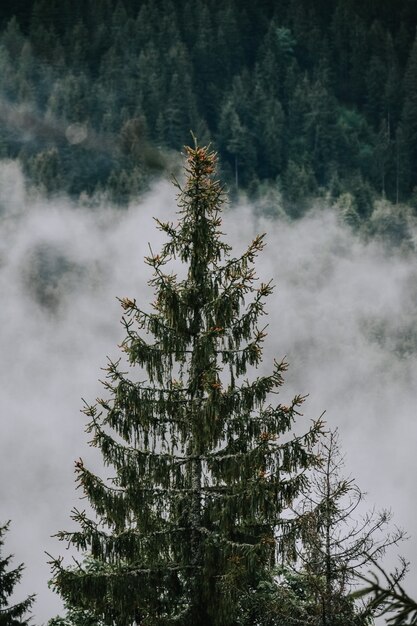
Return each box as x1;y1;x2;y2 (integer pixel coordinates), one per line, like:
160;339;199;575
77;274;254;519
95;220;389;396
0;522;35;626
294;430;403;626
50;142;323;626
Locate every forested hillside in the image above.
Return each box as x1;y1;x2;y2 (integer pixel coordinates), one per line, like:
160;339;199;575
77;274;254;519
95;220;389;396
1;0;417;218
3;3;417;625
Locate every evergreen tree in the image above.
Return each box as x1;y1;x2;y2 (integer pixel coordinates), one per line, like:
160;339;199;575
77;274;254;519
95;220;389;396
293;430;403;626
400;31;417;192
302;72;338;185
236;428;404;626
50;142;323;625
365;55;388;125
348;16;369;106
0;522;35;626
28;146;63;194
217;95;256;190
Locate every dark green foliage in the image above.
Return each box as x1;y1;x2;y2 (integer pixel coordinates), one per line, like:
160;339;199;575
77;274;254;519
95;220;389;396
238;565;369;626
0;522;35;626
400;32;417;193
0;0;417;208
50;143;323;625
49;607;101;626
48;560;105;626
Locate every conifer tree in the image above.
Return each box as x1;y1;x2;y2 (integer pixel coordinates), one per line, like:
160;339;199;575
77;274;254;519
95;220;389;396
50;142;323;626
293;430;404;626
0;522;35;626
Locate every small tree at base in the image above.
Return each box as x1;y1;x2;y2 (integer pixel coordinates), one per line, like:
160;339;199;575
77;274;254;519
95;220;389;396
0;522;35;626
50;142;323;625
290;430;404;625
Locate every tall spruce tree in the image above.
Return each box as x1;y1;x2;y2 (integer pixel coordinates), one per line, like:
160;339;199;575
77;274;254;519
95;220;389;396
0;522;35;626
50;142;323;626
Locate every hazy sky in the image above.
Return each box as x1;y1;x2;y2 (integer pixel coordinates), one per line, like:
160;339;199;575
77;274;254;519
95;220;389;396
1;160;416;623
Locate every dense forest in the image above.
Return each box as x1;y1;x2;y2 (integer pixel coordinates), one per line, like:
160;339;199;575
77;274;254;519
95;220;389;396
1;0;417;221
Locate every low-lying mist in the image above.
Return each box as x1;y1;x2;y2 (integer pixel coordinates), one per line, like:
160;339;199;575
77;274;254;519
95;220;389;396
1;160;416;623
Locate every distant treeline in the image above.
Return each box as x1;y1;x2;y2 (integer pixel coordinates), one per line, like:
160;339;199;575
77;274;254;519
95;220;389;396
1;0;417;215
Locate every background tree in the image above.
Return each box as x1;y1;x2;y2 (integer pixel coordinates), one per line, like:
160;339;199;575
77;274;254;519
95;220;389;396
49;142;323;626
400;31;417;193
238;430;405;626
0;521;35;626
291;430;404;626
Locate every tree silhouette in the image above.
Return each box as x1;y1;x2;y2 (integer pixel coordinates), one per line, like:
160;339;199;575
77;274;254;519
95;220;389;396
0;521;35;626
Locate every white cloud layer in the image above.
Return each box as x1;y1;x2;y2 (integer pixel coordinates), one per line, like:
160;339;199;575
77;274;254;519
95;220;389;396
1;161;416;623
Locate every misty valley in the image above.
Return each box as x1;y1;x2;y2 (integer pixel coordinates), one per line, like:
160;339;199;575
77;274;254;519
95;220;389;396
1;1;417;626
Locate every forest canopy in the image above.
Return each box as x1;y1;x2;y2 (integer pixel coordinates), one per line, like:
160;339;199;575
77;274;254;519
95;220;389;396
0;0;416;216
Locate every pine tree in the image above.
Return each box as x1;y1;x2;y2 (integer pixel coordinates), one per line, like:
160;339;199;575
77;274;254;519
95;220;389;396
50;142;323;626
0;522;35;626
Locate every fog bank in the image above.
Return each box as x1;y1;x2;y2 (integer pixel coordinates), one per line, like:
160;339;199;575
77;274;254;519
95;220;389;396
0;161;416;622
